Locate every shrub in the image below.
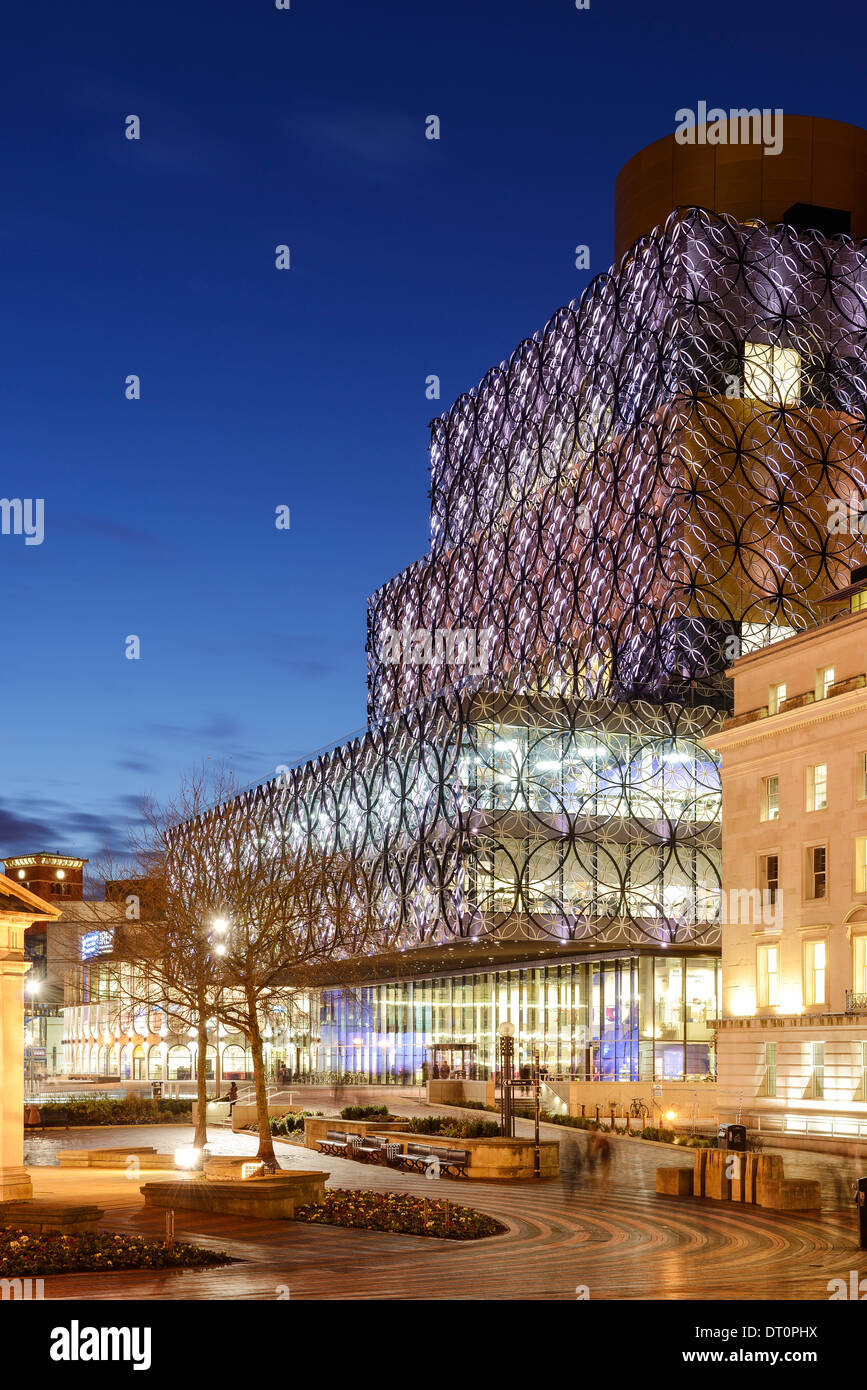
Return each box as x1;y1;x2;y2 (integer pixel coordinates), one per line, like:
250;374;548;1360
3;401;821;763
638;1126;676;1144
407;1115;500;1139
294;1189;505;1240
339;1105;390;1120
37;1098;192;1127
0;1229;228;1276
269;1111;312;1136
539;1110;601;1131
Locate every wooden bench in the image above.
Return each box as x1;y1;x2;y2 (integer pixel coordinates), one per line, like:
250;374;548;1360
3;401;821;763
354;1136;390;1163
317;1130;354;1156
395;1142;470;1178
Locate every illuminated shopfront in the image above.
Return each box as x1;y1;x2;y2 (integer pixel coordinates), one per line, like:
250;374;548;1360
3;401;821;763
309;954;719;1085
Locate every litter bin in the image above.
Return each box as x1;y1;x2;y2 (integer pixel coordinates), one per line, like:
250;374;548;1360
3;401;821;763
717;1123;747;1151
151;1081;163;1100
855;1177;867;1249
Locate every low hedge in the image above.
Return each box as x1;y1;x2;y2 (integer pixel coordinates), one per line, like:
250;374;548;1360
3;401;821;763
0;1229;228;1276
36;1098;192;1127
339;1105;390;1120
294;1189;505;1240
407;1115;501;1139
539;1111;715;1147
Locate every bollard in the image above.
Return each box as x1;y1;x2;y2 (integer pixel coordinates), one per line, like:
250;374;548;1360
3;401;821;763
595;1106;599;1124
164;1208;174;1251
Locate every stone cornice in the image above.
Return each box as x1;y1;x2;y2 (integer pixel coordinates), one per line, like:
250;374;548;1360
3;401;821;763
707;685;867;752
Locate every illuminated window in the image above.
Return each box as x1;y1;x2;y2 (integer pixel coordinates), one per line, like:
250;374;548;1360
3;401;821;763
858;754;867;801
762;775;780;822
816;666;835;700
759;1041;777;1096
853;935;867;995
856;838;867;893
805;941;827;1007
759;853;780;907
743;343;801;405
806;764;827;812
810;1040;825;1097
852;590;867;614
806;846;827;900
757;944;779;1008
768;682;786;715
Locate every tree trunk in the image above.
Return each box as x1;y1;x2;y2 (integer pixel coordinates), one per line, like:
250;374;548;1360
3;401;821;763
194;1003;209;1150
248;1003;276;1166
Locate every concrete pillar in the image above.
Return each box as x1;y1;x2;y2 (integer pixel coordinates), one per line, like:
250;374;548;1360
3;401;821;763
0;921;33;1199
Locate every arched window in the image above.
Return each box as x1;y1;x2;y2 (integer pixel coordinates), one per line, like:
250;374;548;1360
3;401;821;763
132;1046;145;1080
120;1044;132;1080
147;1045;164;1081
166;1044;192;1080
221;1045;251;1079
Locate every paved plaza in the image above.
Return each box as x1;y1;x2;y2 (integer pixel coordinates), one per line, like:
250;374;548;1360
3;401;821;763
20;1098;867;1301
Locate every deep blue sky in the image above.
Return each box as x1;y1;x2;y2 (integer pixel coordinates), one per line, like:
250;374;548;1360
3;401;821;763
1;0;865;859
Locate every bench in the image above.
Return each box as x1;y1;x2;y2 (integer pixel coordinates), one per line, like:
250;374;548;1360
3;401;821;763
354;1136;390;1163
395;1142;470;1178
317;1130;354;1157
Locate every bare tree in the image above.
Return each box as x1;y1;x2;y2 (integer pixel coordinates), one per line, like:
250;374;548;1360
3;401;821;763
91;767;392;1165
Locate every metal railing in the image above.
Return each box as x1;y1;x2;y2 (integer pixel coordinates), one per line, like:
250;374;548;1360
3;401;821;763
846;991;867;1013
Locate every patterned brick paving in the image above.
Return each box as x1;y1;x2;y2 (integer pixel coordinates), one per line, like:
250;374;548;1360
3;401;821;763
23;1118;867;1301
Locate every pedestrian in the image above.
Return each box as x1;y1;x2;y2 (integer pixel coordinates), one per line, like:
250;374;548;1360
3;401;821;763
563;1143;584;1199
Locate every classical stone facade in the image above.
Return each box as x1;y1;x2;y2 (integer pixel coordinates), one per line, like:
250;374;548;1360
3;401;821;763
711;575;867;1136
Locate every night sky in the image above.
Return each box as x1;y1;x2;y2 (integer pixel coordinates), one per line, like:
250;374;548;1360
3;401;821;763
1;0;865;859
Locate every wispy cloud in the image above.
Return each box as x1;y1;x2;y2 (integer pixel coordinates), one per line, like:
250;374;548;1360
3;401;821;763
288;102;424;181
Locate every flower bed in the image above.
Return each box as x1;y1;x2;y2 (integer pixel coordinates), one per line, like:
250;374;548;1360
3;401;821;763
293;1189;505;1240
0;1229;229;1276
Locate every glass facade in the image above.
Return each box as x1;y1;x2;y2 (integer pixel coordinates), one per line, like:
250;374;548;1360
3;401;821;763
310;953;720;1085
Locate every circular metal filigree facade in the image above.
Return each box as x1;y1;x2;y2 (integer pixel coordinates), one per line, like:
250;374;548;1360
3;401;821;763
265;207;867;951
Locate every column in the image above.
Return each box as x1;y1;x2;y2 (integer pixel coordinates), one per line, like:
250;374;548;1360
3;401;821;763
0;919;34;1200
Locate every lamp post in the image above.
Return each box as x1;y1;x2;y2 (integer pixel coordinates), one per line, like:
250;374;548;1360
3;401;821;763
209;917;229;1094
533;1047;541;1178
498;1021;516;1138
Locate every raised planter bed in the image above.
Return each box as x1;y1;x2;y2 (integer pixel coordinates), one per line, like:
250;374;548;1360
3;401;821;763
0;1201;105;1234
141;1169;329;1220
373;1132;559;1181
58;1147;177;1171
303;1117;415;1150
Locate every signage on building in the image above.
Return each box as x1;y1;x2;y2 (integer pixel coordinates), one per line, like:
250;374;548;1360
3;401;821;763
80;930;114;960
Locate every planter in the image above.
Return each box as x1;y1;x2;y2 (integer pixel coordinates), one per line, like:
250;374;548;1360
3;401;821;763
141;1170;329;1220
303;1117;413;1149
374;1132;559;1181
